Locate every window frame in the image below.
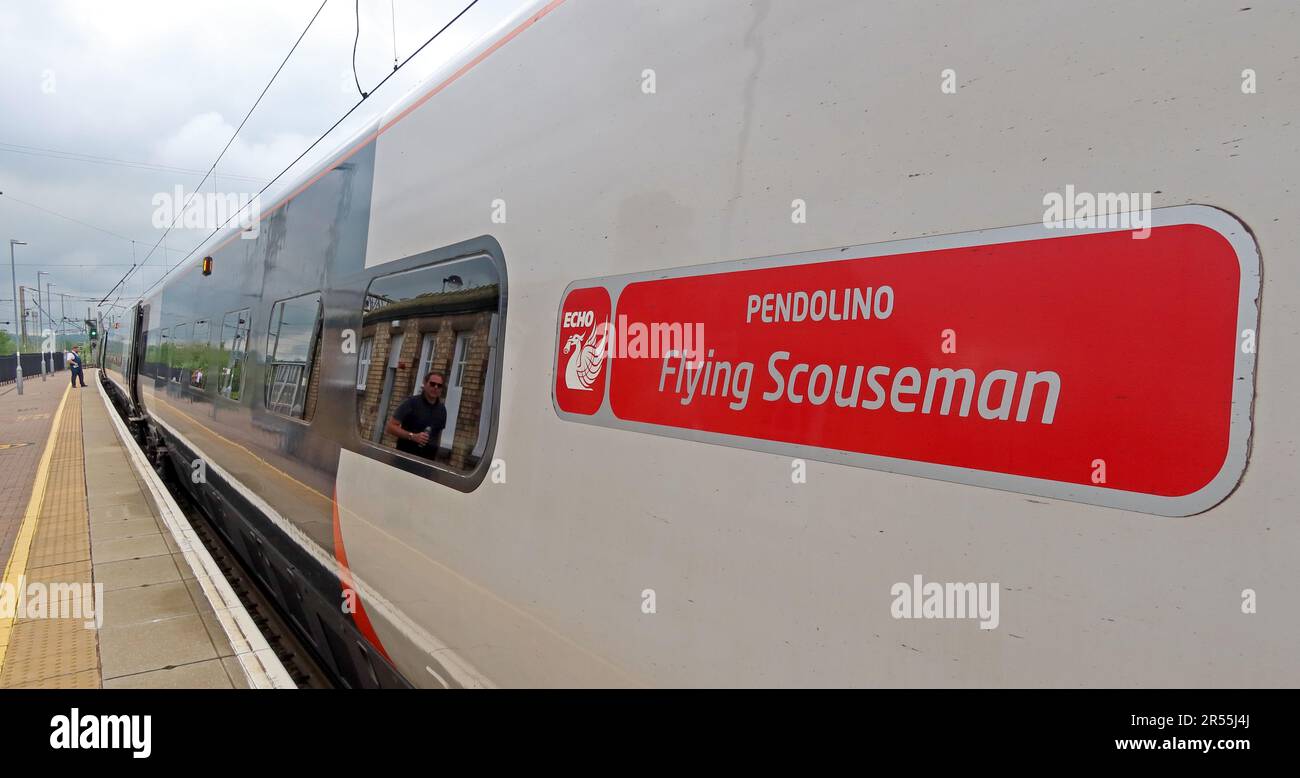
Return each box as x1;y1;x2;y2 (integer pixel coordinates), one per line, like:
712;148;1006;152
170;323;191;383
356;336;374;391
348;236;507;494
263;291;323;421
218;307;252;402
190;319;211;389
413;333;436;397
450;330;471;389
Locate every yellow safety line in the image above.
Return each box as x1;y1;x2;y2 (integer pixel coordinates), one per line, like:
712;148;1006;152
0;384;72;672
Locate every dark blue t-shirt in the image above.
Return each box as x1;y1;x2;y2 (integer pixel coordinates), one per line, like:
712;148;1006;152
392;394;446;457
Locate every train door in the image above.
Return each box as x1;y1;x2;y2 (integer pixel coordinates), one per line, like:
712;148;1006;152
130;302;147;408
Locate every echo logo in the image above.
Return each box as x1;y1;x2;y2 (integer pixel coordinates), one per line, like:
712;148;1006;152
554;287;611;416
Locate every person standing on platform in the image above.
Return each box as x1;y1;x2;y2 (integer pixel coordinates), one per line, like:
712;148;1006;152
68;346;86;388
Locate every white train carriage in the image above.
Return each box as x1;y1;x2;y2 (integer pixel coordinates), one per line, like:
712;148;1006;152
102;0;1297;687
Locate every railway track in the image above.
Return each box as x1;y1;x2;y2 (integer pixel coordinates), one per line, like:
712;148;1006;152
156;458;333;690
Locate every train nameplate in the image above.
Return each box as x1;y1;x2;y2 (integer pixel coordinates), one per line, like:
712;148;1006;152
552;206;1260;516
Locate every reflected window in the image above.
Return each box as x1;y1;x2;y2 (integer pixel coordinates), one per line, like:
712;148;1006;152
264;293;322;420
219;308;251;401
143;328;162;380
191;320;211;389
356;336;374;390
415;333;436;393
170;324;190;383
356;256;500;474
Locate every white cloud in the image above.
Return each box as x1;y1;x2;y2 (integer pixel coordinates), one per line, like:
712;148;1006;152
152;111;312;185
0;0;522;330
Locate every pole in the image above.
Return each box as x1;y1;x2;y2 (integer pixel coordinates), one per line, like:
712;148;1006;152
47;284;57;371
8;239;25;395
43;277;52;377
36;271;47;381
18;286;26;347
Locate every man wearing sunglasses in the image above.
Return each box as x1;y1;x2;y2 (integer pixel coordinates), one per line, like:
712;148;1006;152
386;371;448;460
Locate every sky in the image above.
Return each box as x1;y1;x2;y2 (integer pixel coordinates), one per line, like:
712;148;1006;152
0;0;523;340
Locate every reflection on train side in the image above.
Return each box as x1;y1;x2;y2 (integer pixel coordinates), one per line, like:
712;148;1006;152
103;328;128;383
357;256;500;474
141;309;252;403
219;308;251;401
190;319;211;389
265;293;323;420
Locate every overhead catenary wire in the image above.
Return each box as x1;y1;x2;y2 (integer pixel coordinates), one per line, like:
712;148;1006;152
112;240;140;314
0;190;165;311
0;192;187;253
104;0;331;304
0;142;268;184
391;0;399;69
353;0;370;98
132;0;482;305
16;290;75;324
8;291;122;301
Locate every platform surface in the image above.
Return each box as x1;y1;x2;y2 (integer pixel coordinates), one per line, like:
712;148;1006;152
0;371;247;689
0;375;67;567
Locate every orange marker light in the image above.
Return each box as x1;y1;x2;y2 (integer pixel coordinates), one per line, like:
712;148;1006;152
202;256;213;276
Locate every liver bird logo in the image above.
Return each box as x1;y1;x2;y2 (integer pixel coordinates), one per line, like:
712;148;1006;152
563;321;608;391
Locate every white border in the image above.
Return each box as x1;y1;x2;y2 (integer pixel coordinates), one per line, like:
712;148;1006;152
552;205;1261;517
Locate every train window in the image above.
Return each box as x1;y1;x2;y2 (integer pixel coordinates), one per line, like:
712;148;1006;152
190;320;211;388
264;292;323;420
356;336;373;390
152;329;166;379
155;328;169;380
356;255;501;474
141;320;160;381
219;308;251;400
170;323;191;383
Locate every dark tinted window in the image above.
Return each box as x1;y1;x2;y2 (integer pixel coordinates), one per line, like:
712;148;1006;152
357;256;501;474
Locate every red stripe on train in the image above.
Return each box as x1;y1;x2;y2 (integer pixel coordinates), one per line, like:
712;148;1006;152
332;489;392;663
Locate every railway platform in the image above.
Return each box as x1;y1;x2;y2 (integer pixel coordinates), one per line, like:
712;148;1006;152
0;370;293;689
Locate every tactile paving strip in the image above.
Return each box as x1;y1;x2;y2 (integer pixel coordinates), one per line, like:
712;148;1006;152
0;389;101;688
25;531;91;570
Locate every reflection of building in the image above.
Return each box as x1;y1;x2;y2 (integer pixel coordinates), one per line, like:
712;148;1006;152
355;284;498;471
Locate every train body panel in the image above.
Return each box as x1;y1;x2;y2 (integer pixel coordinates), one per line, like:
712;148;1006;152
105;0;1300;687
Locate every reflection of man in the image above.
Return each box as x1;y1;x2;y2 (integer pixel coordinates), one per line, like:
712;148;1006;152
386;372;447;460
68;346;86;388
